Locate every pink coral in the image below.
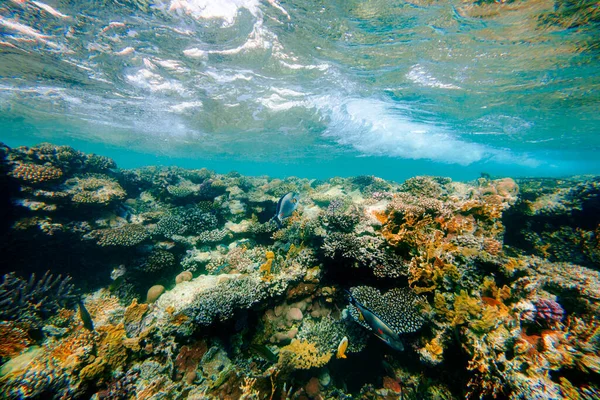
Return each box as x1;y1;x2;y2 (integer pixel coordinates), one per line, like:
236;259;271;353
534;299;565;326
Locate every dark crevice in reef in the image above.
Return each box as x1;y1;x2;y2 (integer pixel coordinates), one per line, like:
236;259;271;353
1;143;599;399
503;177;600;269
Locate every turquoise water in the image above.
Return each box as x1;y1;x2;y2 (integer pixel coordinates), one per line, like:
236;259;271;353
1;0;599;180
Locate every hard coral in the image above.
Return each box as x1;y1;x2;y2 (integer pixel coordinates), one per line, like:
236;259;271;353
0;272;78;329
64;174;126;205
88;224;149;247
0;321;31;358
10;162;63;184
278;339;331;370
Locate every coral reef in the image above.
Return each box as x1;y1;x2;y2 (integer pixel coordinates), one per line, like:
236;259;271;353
0;143;599;399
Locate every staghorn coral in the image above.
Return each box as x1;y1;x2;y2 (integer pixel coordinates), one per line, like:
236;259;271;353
0;272;78;329
3;142;600;399
8;143;116;175
196;228;230;244
153;274;270;333
166;179;199;198
153;213;186;238
322;198;360;233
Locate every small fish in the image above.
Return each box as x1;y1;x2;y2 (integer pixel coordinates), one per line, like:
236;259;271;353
110;265;126;281
78;300;94;331
249;344;278;363
336;336;348;359
271;192;299;228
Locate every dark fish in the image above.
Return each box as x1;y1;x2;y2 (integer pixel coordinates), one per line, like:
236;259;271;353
249;344;277;363
78;300;94;331
271;192;299;228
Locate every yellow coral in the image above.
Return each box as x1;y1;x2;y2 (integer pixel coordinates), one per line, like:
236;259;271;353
79;356;106;380
123;299;149;328
452;290;482;326
96;323;128;369
259;251;275;281
278;339;331;370
423;337;444;363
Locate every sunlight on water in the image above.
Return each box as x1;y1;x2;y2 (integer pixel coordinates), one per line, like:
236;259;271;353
0;0;599;179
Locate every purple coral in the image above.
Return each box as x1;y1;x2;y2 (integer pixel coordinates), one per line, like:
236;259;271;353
533;299;565;326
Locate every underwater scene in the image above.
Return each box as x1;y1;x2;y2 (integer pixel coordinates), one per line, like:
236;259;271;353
1;0;600;399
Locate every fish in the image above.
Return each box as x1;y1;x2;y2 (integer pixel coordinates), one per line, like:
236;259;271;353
346;286;424;351
271;192;299;228
336;336;348;359
349;295;405;351
78;300;94;331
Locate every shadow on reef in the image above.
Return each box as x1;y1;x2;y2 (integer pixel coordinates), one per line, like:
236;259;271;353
503;177;600;268
1;142;600;400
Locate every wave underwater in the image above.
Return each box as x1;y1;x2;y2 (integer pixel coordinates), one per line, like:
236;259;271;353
1;0;600;180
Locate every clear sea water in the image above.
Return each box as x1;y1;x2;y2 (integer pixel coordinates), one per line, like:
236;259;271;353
1;0;598;181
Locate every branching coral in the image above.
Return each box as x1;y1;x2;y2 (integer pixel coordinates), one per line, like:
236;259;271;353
0;272;78;329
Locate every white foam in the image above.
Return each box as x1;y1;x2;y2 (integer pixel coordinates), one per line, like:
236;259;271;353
321;98;491;165
166;0;260;26
126;69;188;95
406;64;461;90
170;101;203;113
31;1;70;19
259;93;312;112
0;17;50;41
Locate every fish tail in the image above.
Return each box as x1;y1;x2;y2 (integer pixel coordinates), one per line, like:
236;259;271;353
271;215;283;228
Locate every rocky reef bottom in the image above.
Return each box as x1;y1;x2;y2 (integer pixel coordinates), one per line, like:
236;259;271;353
0;142;599;399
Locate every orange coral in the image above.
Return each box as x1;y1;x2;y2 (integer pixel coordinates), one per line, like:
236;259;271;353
0;322;31;358
123;298;149;332
259;251;275;281
10;162;63;183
